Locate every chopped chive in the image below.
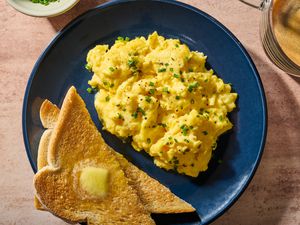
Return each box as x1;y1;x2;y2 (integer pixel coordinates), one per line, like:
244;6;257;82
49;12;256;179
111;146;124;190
137;107;146;116
180;124;189;136
188;82;199;92
158;123;167;128
219;116;223;121
125;37;130;41
128;59;138;68
158;68;167;73
85;63;92;71
163;87;169;93
175;95;180;100
165;63;169;66
145;96;151;103
173;74;180;78
181;78;185;82
149;81;155;86
132;111;138;119
149;89;155;95
105;96;110;102
169;68;174;72
109;67;115;72
117;36;124;41
87;87;92;93
117;113;124;120
87;87;98;94
175;44;179;47
188;68;193;72
184;138;190;143
110;83;114;88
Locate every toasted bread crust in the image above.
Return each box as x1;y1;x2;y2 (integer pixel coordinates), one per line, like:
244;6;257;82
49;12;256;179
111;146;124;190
115;153;195;213
34;129;53;211
37;129;52;170
34;86;154;225
40;100;60;129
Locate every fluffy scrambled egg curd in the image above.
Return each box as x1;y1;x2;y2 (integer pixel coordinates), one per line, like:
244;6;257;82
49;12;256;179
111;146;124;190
86;32;237;177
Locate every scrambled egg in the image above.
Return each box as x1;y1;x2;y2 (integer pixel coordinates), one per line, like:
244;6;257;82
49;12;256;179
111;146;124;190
86;32;237;177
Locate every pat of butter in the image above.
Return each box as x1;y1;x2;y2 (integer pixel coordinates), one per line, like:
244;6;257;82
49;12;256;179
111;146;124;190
79;167;109;197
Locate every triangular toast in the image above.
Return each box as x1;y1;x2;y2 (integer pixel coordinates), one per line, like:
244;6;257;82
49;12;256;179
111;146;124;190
35;95;195;214
34;86;155;225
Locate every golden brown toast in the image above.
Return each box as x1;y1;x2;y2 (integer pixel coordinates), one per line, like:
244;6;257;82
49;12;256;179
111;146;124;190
39;99;60;129
34;86;155;225
36;98;195;214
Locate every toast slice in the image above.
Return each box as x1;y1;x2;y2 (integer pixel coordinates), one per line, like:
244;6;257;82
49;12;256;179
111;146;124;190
34;86;155;225
39;99;60;129
36;98;195;214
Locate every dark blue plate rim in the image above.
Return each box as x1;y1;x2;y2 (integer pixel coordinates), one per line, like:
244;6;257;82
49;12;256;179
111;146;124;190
22;0;268;224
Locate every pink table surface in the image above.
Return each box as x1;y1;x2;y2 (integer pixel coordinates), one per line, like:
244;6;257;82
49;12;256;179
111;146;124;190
0;0;299;224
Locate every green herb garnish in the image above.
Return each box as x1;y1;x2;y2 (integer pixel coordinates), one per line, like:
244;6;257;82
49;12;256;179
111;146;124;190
137;107;146;116
163;87;169;93
149;89;155;95
132;112;138;119
184;138;190;143
87;87;98;94
117;113;124;120
180;124;189;136
158;68;167;73
158;123;167;128
85;63;92;71
188;82;199;92
86;87;92;94
145;96;151;103
128;59;138;68
31;0;58;6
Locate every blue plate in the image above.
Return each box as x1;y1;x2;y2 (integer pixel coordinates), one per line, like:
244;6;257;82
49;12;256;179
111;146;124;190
22;0;267;224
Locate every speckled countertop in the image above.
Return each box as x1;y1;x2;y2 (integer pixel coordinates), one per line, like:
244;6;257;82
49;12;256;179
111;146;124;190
0;0;299;224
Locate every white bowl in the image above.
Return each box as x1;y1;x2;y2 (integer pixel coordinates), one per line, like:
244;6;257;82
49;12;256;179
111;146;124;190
6;0;80;17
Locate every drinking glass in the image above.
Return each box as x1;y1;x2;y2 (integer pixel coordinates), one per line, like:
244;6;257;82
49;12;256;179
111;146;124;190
240;0;300;77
